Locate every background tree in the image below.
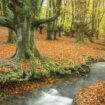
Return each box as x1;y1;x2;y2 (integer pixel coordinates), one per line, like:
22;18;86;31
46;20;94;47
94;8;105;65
0;0;16;43
92;0;105;39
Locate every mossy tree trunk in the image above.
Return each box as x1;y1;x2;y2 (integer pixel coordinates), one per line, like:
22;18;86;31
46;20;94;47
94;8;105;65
47;30;53;40
7;29;16;43
53;21;57;40
30;28;40;57
13;18;40;60
54;31;57;40
47;23;53;40
75;32;84;43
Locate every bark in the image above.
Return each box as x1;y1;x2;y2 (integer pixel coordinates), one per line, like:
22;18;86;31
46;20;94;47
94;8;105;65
47;30;53;40
13;19;40;60
54;31;57;40
87;35;94;43
47;22;53;40
58;31;61;37
7;29;16;43
39;27;43;34
30;28;40;57
75;33;84;43
13;27;33;59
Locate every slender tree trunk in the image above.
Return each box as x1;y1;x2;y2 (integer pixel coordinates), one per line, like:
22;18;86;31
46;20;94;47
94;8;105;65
47;29;53;40
54;31;57;40
47;23;53;40
7;29;16;43
96;32;99;40
58;31;61;37
39;26;43;35
75;32;84;43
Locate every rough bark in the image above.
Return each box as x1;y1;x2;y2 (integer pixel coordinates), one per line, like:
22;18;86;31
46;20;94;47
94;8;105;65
13;19;40;60
54;31;57;40
7;29;16;43
47;30;53;40
30;28;40;57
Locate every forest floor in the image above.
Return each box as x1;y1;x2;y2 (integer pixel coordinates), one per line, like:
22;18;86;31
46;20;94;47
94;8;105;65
0;27;105;103
74;81;105;105
0;27;105;71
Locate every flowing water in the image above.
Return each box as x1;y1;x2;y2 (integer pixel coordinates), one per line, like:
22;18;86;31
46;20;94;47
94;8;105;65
1;62;105;105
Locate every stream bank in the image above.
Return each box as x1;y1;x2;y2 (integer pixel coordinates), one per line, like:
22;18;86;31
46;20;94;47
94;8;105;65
1;62;105;105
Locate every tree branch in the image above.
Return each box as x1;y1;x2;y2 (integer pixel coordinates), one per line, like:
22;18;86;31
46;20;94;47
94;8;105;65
0;16;16;31
32;0;62;28
32;13;60;27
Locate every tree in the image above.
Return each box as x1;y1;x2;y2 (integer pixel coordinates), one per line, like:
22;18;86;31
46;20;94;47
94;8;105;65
0;0;61;60
92;0;105;39
7;29;16;43
46;0;63;40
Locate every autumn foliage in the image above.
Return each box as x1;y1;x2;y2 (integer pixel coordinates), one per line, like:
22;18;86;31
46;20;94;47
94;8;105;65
74;81;105;105
0;27;105;71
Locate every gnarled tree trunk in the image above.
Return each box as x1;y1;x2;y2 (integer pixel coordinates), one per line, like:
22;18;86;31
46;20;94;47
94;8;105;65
13;19;40;60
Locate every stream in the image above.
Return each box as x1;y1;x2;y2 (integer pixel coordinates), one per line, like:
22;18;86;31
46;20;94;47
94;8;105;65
1;62;105;105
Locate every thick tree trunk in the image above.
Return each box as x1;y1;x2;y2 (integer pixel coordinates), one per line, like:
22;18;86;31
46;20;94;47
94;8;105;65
13;27;34;59
13;26;40;60
7;29;16;43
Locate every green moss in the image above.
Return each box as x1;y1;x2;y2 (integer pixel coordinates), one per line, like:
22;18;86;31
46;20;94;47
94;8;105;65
85;56;105;64
0;58;90;83
2;56;103;85
8;30;16;44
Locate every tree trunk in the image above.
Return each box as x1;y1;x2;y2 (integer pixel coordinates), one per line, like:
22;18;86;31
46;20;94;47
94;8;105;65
7;29;16;43
13;27;33;60
87;34;94;43
13;21;40;60
39;26;43;35
54;31;57;40
75;33;84;43
58;31;61;37
30;28;40;57
47;30;53;40
96;30;99;40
